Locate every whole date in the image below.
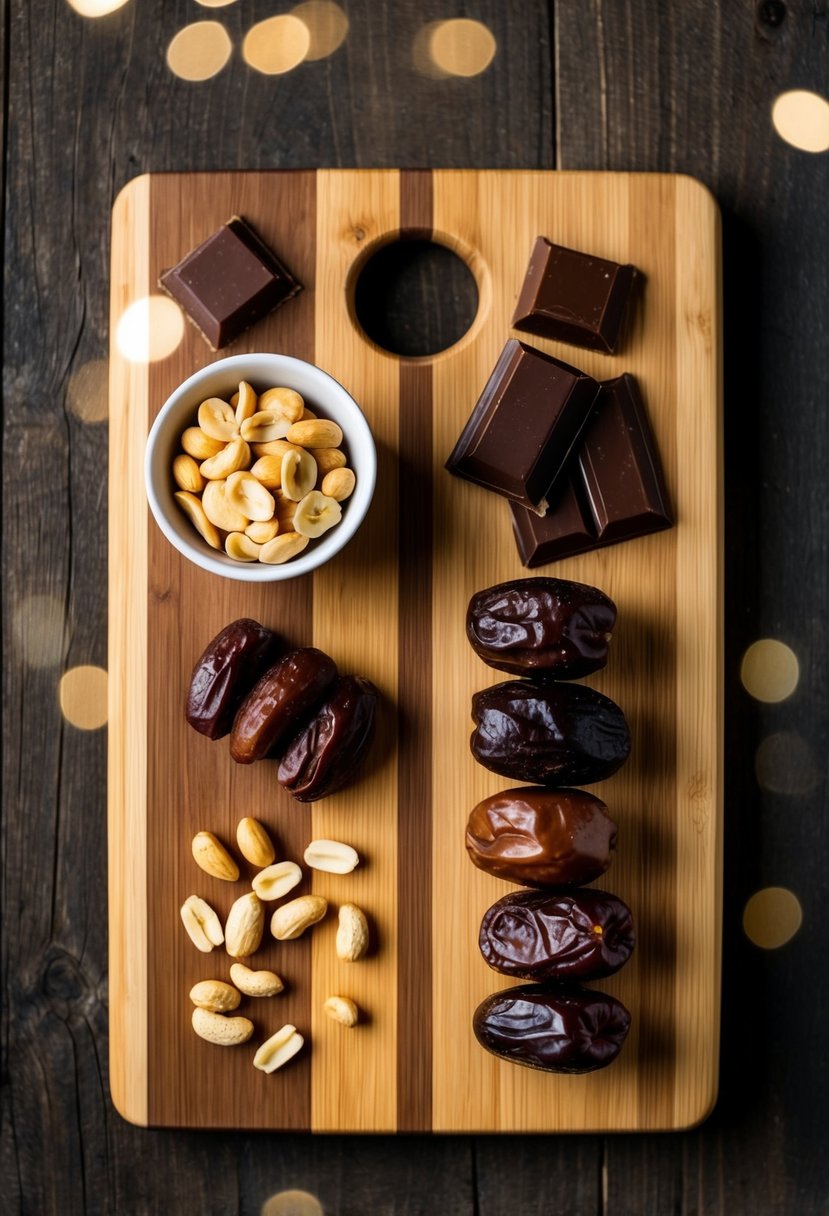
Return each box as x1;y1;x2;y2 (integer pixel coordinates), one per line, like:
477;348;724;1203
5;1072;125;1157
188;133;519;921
278;675;379;801
186;618;281;739
229;647;338;764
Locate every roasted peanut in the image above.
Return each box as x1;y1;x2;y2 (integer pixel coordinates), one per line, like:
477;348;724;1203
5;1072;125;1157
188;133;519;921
335;903;369;961
174;492;222;550
180;895;225;952
236;817;276;868
286;419;343;449
230;962;284;998
303;839;359;875
253;1024;304;1073
173;453;206;494
252;860;303;901
192;1007;253;1047
189;979;241;1012
270;894;328;941
324;995;359;1027
225;892;265;958
321;467;356;502
191;831;240;882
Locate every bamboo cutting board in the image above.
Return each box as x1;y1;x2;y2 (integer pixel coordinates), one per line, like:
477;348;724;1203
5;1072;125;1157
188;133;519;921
108;170;722;1132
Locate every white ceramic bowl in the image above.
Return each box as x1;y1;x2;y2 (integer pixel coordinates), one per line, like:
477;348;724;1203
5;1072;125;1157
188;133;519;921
145;353;376;581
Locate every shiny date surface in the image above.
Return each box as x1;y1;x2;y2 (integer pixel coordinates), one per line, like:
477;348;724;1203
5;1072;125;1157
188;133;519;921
470;680;630;785
278;675;379;801
479;887;635;981
186;618;281;740
473;983;631;1074
465;786;617;888
467;577;617;679
229;647;338;764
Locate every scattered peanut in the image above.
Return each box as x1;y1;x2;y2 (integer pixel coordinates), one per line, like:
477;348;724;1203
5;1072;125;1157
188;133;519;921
230;962;284;998
192;1007;254;1047
252;860;303;901
253;1024;304;1073
323;995;359;1027
225;891;265;958
191;831;240;882
271;894;328;941
303;839;360;875
189;980;241;1013
236;817;276;868
180;895;225;952
335;903;369;961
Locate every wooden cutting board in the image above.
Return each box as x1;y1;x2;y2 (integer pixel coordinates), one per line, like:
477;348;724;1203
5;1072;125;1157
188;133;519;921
108;170;722;1132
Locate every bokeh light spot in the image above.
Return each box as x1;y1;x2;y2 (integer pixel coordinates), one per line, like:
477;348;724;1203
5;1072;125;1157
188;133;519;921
427;18;496;78
290;1;348;61
195;0;238;7
59;665;108;730
755;731;820;796
167;21;233;82
67;359;109;423
772;89;829;153
743;886;803;949
261;1191;324;1216
243;15;310;75
67;0;130;16
116;296;185;364
13;594;69;669
740;638;799;703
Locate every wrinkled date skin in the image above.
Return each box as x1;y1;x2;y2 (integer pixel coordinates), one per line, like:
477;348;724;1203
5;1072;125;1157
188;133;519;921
186;618;281;740
467;577;617;680
470;680;630;785
479;887;635;981
466;786;617;887
278;675;379;801
473;983;631;1074
229;647;338;764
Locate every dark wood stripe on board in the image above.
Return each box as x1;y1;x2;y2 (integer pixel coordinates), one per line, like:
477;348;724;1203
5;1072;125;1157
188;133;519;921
146;171;317;1128
396;169;434;1131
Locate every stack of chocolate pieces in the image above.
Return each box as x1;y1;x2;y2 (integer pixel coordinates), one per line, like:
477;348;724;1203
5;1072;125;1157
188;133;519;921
446;236;672;566
464;577;635;1074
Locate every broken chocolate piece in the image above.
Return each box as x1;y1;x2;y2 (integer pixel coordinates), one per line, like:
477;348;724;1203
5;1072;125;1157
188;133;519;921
159;216;301;350
511;373;672;566
445;339;601;515
511;236;638;354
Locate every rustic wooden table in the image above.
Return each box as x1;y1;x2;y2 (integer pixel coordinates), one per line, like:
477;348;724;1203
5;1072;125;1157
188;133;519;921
3;2;827;1213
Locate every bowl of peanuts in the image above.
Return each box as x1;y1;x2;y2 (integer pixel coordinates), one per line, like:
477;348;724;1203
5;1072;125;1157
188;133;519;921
145;353;376;581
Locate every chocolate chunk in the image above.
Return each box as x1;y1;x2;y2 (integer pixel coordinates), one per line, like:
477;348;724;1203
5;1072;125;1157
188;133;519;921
511;373;672;566
479;888;635;981
465;786;617;888
466;576;617;680
445;339;601;515
470;679;631;786
473;983;631;1074
159;216;301;350
511;236;638;354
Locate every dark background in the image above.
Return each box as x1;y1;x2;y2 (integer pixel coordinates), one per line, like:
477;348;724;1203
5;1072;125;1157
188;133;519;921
2;2;828;1212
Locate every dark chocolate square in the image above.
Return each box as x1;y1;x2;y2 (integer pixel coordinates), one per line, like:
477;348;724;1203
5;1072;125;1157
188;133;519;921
510;373;672;566
445;339;601;515
159;216;301;350
511;236;637;354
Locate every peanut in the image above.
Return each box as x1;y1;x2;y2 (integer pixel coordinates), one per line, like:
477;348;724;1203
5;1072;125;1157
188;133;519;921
252;860;303;901
192;1007;253;1047
286;419;343;449
234;380;258;425
335;903;369;961
323;995;359;1027
174;492;222;550
258;386;305;423
173;453;206;494
181;426;225;460
180;895;225;952
189;979;241;1013
271;894;328;941
191;831;240;882
311;447;347;477
253;1024;304;1073
241;410;292;444
198;398;239;442
200;437;251;481
303;839;359;875
202;480;249;534
259;532;309;565
225;532;261;561
321;467;356;502
249;455;284;490
229;962;284;998
225;892;265;958
245;518;280;544
236;817;276;868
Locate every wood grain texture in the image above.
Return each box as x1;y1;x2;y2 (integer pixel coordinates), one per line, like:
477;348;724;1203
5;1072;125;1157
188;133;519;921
108;167;721;1133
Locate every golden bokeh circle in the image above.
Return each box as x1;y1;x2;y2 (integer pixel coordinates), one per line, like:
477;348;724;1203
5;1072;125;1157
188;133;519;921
67;359;109;423
243;15;310;75
740;638;799;703
67;0;130;16
167;21;233;83
755;731;820;796
743;886;803;949
428;18;496;78
261;1191;324;1216
290;1;348;61
772;89;829;153
13;594;68;669
59;665;108;730
116;296;185;364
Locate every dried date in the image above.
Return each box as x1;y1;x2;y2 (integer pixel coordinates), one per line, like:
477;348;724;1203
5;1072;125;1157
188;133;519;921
467;577;617;679
470;680;630;785
473;983;631;1074
278;675;379;801
229;647;338;764
466;786;617;887
479;887;635;981
186;618;281;740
